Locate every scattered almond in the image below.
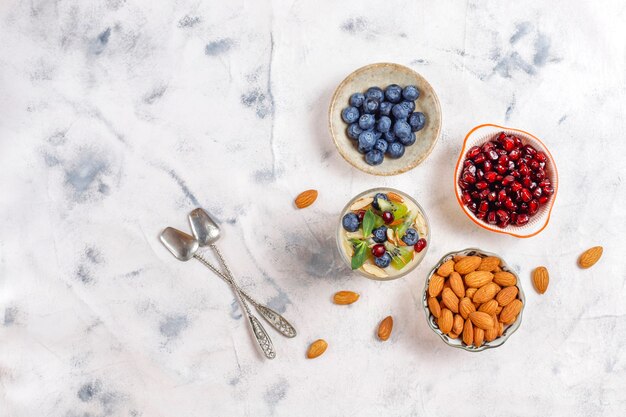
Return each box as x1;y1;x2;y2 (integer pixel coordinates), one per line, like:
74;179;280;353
499;299;523;324
495;286;518;306
387;192;404;203
478;299;498;316
449;272;465;298
441;288;460;313
532;266;549;294
295;190;318;209
478;256;501;272
464;271;494;288
428;274;445;297
306;339;328;359
578;246;603;269
493;271;517;287
438;308;453;333
333;291;360;305
454;256;482;274
427;297;441;318
472;283;499;304
377;316;393;341
469;311;494;330
459;297;476;319
452;314;464;335
437;259;455;277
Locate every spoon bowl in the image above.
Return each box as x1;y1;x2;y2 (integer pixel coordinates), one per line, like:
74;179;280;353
160;227;199;261
189;208;221;246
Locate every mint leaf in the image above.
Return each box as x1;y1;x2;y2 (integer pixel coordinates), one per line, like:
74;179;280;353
351;241;368;270
362;209;376;237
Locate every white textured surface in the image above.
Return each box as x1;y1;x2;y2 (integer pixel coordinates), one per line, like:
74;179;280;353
1;1;625;416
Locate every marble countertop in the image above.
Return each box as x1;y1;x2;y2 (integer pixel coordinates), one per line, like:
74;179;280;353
1;1;625;416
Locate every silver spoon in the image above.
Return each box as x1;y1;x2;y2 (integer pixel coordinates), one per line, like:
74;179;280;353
188;208;297;338
160;227;276;359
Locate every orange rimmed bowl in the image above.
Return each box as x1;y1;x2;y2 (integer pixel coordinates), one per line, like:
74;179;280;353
454;124;558;238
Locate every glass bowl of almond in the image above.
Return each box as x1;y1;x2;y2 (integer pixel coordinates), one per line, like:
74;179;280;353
422;248;525;351
337;187;430;281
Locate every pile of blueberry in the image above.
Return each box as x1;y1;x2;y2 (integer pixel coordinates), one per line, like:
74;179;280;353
341;84;426;166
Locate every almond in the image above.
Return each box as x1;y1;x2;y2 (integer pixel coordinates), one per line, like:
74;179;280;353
448;331;459;339
495;286;518;306
495;305;503;315
532;266;549;294
454;256;482;274
452;314;464;335
441;288;460;313
295;190;318;208
473;327;485;347
437;259;455;277
449;272;465;298
472;283;499;304
498;321;504;337
478;299;498;316
333;291;360;305
428;274;444;297
469;311;494;330
377;316;393;341
427;296;442;318
362;263;388;278
484;322;498;342
478;256;501;272
438;308;453;333
459;297;476;319
465;287;477;299
578;246;603;269
306;339;328;359
464;271;494;288
462;319;473;346
453;255;466;262
387;192;404;203
499;299;523;324
493;271;517;287
349;196;373;211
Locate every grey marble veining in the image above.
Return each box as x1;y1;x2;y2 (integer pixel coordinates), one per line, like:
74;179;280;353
1;0;625;416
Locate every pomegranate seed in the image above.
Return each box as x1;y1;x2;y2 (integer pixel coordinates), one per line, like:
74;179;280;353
538;178;551;188
543;185;554;195
471;191;480;200
496;209;510;221
523;145;537;157
478;200;489;212
476;169;484;180
497;148;508;156
498;155;509;165
528;199;539;214
536;151;547;162
466;164;476;175
467;146;481;159
513;136;523;148
497;132;506;141
483;160;493;172
538;195;549;204
484;171;497;183
496;164;508;174
462;171;476;184
357;211;365;222
503;137;515;151
476;210;487;220
510;212;518;224
458;179;469;190
487;211;497;224
467;202;478;213
518;164;530;177
530;159;540;171
372;244;386;258
533;187;543;198
464;159;474;168
479;189;490;199
520;188;532;202
502;175;515;186
475;181;489;190
474;153;486;164
487;150;499;160
462;192;472;204
508;148;521;161
498;189;508;202
516;213;529;226
504;199;517;211
487;191;497;202
522;176;532;188
511;181;522;192
414;238;427;252
382;211;394;224
482;142;495;153
535;169;546;181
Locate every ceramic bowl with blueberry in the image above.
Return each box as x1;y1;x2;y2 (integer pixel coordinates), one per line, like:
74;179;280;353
329;63;441;176
336;188;430;281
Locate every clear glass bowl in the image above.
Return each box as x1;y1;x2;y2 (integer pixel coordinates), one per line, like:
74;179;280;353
336;187;431;281
422;248;525;352
454;124;558;238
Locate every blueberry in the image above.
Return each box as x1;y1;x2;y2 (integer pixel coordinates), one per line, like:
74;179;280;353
408;112;426;132
402;85;420;101
402;100;415;113
384;84;403;103
378;101;393;117
376;116;392;133
392;103;409;120
393;120;411;139
399;131;416;146
365;149;384;166
371;193;389;210
347;123;363;140
374;139;388;153
387;142;405;158
342;212;359;232
362;98;379;114
372;225;388;243
358;113;376;130
374;252;392;268
349;92;365;108
365;86;384;102
358;130;377;152
341;106;360;124
401;228;419;245
383;131;396;143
